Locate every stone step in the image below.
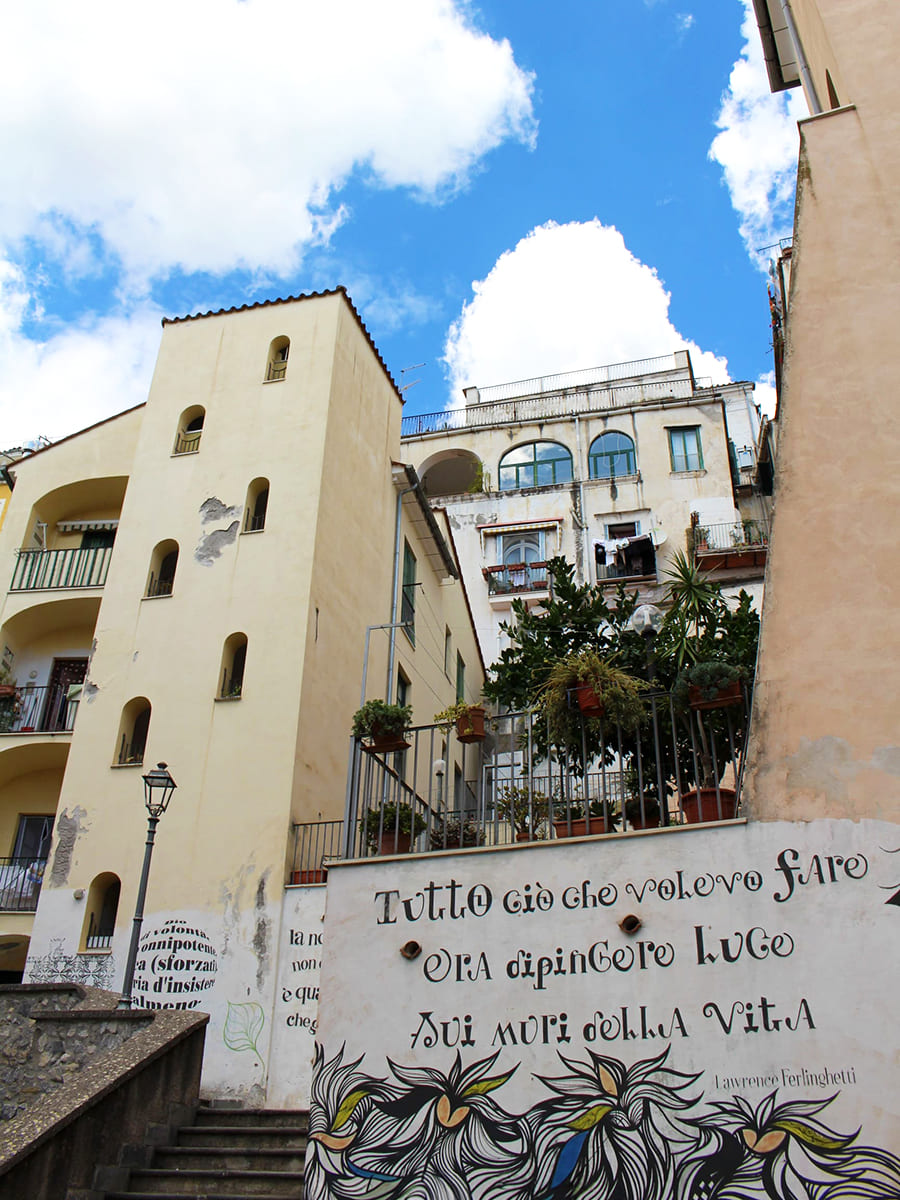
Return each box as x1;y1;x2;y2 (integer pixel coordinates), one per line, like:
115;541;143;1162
118;1167;305;1196
193;1107;307;1129
154;1146;307;1172
176;1125;308;1150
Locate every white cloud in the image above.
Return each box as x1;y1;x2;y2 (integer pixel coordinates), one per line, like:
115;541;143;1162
676;13;695;34
0;0;535;286
443;219;731;399
0;261;162;446
709;0;807;265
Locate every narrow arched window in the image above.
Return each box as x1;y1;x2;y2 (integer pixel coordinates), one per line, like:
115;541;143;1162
115;698;151;765
81;873;121;950
265;336;290;382
218;633;248;699
173;406;205;454
498;442;573;491
146;540;178;597
588;431;636;479
243;478;269;533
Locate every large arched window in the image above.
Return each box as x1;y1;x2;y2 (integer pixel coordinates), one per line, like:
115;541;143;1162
173;406;205;454
81;873;120;950
218;633;248;699
243;478;269;532
115;698;151;765
146;540;179;597
498;442;573;491
588;431;636;479
265;336;290;382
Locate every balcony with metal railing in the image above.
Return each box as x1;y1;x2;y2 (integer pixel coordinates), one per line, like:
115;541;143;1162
483;561;549;597
0;684;79;736
694;519;769;571
0;857;47;911
289;697;749;879
10;545;112;592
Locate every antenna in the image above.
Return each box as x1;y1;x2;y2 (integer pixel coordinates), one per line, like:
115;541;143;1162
400;363;426;394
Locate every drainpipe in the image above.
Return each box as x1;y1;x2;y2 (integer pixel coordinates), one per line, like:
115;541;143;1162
573;416;589;583
775;0;822;114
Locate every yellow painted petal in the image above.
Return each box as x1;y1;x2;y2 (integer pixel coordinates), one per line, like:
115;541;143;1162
313;1132;356;1150
743;1129;786;1154
568;1104;612;1131
774;1120;848;1151
332;1088;369;1132
463;1070;515;1098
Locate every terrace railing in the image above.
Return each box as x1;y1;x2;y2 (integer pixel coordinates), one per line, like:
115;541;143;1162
695;520;769;554
0;857;47;911
0;684;79;734
286;697;751;875
483;562;549;595
11;546;112;591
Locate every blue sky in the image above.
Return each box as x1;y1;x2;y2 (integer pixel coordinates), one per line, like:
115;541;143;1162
0;0;805;445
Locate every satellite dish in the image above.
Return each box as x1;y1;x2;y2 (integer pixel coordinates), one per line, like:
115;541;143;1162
650;527;667;547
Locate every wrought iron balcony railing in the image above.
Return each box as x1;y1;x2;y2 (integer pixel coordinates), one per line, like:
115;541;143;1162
11;545;112;591
694;520;769;571
483;561;549;595
0;684;79;734
0;857;47;911
289;696;750;878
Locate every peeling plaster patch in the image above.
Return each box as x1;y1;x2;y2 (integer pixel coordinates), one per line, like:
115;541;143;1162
200;497;242;525
195;520;240;566
254;873;270;991
785;736;900;808
83;681;99;702
50;807;87;886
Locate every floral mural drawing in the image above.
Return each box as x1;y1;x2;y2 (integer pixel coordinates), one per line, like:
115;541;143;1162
223;999;266;1069
307;1045;900;1200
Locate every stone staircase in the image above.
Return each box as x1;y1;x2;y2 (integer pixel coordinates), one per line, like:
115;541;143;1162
102;1106;308;1198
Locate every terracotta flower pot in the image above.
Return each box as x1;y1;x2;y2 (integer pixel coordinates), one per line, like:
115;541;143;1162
290;869;326;884
367;722;410;753
573;685;604;716
628;812;661;830
456;706;486;743
553;814;614;838
378;831;413;855
680;788;737;824
0;685;17;698
688;681;742;710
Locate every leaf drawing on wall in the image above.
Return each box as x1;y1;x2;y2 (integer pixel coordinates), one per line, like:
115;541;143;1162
223;1000;265;1066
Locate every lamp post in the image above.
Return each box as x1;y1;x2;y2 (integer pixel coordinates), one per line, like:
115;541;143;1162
118;762;176;1009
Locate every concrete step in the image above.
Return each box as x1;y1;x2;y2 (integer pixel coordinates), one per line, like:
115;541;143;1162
176;1125;308;1150
193;1107;307;1129
154;1146;307;1172
116;1167;305;1195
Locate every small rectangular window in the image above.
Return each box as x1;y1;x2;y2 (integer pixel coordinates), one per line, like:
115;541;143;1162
444;628;452;678
456;653;465;703
668;427;704;473
402;542;416;645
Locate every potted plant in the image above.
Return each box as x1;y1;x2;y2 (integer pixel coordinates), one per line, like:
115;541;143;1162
0;665;19;732
538;650;646;769
434;700;487;744
363;801;426;855
677;661;743;710
352;699;413;752
496;784;550;842
624;795;661;830
553;797;619;838
429;815;485;851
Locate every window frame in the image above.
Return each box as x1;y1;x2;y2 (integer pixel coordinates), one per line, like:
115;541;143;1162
668;426;704;473
588;431;637;480
401;541;417;646
498;442;573;491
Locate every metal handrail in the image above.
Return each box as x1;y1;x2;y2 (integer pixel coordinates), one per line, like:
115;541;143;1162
483;561;550;595
695;519;769;553
11;546;112;591
0;684;79;734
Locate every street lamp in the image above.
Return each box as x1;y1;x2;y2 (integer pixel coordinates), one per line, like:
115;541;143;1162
118;762;176;1009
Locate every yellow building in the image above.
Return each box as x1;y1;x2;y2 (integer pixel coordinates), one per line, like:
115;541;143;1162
0;289;483;1101
745;2;900;820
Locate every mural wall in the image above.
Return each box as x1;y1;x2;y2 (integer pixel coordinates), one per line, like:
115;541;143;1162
23;882;326;1105
312;820;900;1199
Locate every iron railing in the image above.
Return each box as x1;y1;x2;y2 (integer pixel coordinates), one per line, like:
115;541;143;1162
0;684;79;734
146;572;175;597
86;911;114;949
483;561;549;595
401;377;705;439
266;360;287;382
0;857;47;911
596;562;657;583
471;354;686;404
173;429;202;454
316;697;750;866
289;820;344;883
10;546;112;591
117;733;147;766
695;520;769;554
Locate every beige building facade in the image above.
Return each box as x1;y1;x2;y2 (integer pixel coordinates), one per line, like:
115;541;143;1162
745;1;900;822
0;289;483;1101
402;351;770;660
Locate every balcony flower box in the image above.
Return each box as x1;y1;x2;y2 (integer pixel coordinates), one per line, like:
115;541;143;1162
434;702;487;744
680;787;737;824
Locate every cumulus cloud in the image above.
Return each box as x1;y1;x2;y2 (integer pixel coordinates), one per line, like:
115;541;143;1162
0;0;535;286
0;260;162;445
709;0;807;265
443;220;731;399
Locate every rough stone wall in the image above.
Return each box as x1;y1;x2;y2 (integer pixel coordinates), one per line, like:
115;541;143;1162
0;988;149;1121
